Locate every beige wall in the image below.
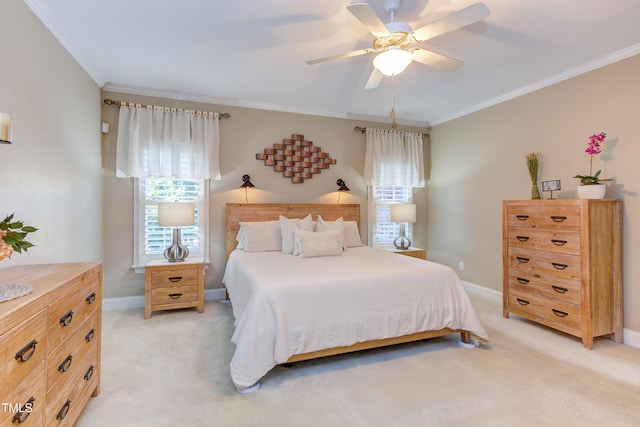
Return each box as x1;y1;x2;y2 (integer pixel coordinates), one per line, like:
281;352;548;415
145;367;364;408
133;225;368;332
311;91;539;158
429;54;640;333
100;90;427;299
0;0;102;267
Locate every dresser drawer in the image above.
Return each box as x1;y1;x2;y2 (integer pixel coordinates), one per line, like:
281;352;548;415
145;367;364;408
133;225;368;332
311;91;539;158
508;249;581;281
149;267;199;288
508;290;581;333
0;309;47;395
46;346;99;427
47;278;100;354
507;228;581;255
506;204;581;230
47;312;99;400
0;361;46;427
507;273;581;305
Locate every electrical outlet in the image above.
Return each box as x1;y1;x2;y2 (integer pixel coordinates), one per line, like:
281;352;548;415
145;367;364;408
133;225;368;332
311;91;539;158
458;261;464;271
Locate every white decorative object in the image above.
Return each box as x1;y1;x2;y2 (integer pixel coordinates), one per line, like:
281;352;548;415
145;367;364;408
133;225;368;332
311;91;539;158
577;184;606;200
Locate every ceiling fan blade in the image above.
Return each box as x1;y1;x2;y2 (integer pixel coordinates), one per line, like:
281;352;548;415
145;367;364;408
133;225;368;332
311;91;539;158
411;48;463;72
364;68;383;90
306;48;375;65
412;2;490;42
347;3;390;37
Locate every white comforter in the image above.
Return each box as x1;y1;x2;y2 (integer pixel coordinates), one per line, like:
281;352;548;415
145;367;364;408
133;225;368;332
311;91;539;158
222;246;489;390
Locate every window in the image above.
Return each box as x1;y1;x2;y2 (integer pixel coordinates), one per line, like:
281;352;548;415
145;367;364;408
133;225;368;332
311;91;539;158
133;178;209;271
371;185;413;246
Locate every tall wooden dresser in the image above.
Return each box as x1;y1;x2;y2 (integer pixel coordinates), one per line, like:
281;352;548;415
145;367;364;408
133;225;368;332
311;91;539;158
502;200;622;349
0;262;102;426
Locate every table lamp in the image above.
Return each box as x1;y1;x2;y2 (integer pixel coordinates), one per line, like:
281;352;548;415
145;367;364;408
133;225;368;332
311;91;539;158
390;203;416;250
158;202;195;262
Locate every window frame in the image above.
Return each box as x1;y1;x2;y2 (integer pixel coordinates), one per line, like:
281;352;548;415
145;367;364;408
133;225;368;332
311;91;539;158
132;178;210;273
369;185;414;247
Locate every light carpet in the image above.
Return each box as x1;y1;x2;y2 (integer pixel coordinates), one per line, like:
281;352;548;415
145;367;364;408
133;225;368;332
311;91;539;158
76;293;640;427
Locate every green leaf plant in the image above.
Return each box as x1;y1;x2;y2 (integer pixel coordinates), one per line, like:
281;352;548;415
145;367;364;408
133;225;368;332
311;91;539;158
0;213;38;259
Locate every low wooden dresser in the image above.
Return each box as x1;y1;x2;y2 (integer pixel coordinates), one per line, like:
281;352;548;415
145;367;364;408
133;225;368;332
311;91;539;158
145;258;204;319
502;200;622;349
0;262;102;426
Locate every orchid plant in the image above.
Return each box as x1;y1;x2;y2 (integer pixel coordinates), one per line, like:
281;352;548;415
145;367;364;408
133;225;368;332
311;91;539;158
573;132;613;185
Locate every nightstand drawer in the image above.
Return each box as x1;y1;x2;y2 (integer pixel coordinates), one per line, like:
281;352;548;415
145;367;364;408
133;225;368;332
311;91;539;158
149;267;199;288
151;285;199;305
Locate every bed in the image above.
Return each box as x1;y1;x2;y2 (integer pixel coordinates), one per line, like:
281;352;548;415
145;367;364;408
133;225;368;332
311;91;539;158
222;203;489;392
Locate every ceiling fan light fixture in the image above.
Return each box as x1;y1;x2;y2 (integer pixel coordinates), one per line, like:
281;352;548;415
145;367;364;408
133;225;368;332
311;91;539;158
373;47;412;76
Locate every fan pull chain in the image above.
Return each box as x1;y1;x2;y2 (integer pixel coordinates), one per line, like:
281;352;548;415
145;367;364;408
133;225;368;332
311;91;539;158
390;75;397;128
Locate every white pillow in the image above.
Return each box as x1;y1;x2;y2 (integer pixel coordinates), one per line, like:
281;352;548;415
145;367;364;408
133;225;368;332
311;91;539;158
237;221;282;252
279;214;314;254
343;221;363;247
316;216;363;247
295;228;344;258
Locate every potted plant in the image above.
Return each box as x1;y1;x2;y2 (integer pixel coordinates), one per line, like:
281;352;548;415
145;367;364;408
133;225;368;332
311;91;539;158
0;213;38;261
573;132;613;199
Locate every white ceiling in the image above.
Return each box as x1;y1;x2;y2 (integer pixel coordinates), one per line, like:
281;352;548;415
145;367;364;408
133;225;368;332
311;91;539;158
26;0;640;127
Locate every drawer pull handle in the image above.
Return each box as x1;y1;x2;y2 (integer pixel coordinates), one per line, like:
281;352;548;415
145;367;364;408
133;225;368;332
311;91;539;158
60;310;74;327
516;236;530;242
168;293;183;299
552;285;569;294
11;396;35;424
58;354;73;372
85;328;95;343
168;276;183;282
551;239;567;246
86;291;97;305
516;257;530;263
84;365;95;381
56;399;71;421
552;309;569;318
516;298;530;306
15;339;38;363
550;216;567;222
516;277;530;284
515;215;529;221
551;262;568;270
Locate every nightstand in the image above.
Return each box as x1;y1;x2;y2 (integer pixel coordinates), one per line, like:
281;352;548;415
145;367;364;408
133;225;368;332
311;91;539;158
144;258;204;319
383;247;427;260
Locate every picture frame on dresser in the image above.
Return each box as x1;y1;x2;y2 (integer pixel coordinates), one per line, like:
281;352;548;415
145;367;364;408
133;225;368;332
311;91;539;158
502;199;622;349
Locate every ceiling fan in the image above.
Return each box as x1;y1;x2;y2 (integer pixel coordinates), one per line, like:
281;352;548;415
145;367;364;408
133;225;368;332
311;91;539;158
306;0;490;89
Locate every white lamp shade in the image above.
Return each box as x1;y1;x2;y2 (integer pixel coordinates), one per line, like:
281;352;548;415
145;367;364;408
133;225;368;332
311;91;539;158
0;113;12;144
158;202;195;227
390;203;416;223
373;48;413;76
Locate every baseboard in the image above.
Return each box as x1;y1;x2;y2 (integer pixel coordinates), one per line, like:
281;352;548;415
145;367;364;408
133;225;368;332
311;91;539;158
103;288;226;311
461;280;640;350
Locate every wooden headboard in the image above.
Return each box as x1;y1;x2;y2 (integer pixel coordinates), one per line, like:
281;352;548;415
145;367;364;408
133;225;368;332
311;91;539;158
225;203;361;261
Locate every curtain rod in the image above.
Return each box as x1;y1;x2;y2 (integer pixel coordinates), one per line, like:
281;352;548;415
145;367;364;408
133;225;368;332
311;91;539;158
103;98;231;119
353;126;429;137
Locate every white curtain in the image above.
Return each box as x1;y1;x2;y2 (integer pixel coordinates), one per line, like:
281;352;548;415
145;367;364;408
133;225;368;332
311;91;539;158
363;128;425;187
116;103;221;180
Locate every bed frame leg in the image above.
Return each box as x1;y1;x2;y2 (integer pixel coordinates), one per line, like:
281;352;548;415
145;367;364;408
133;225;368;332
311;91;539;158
460;330;471;344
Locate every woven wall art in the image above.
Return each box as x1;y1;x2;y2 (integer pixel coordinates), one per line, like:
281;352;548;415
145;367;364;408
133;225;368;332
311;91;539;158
256;134;336;183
